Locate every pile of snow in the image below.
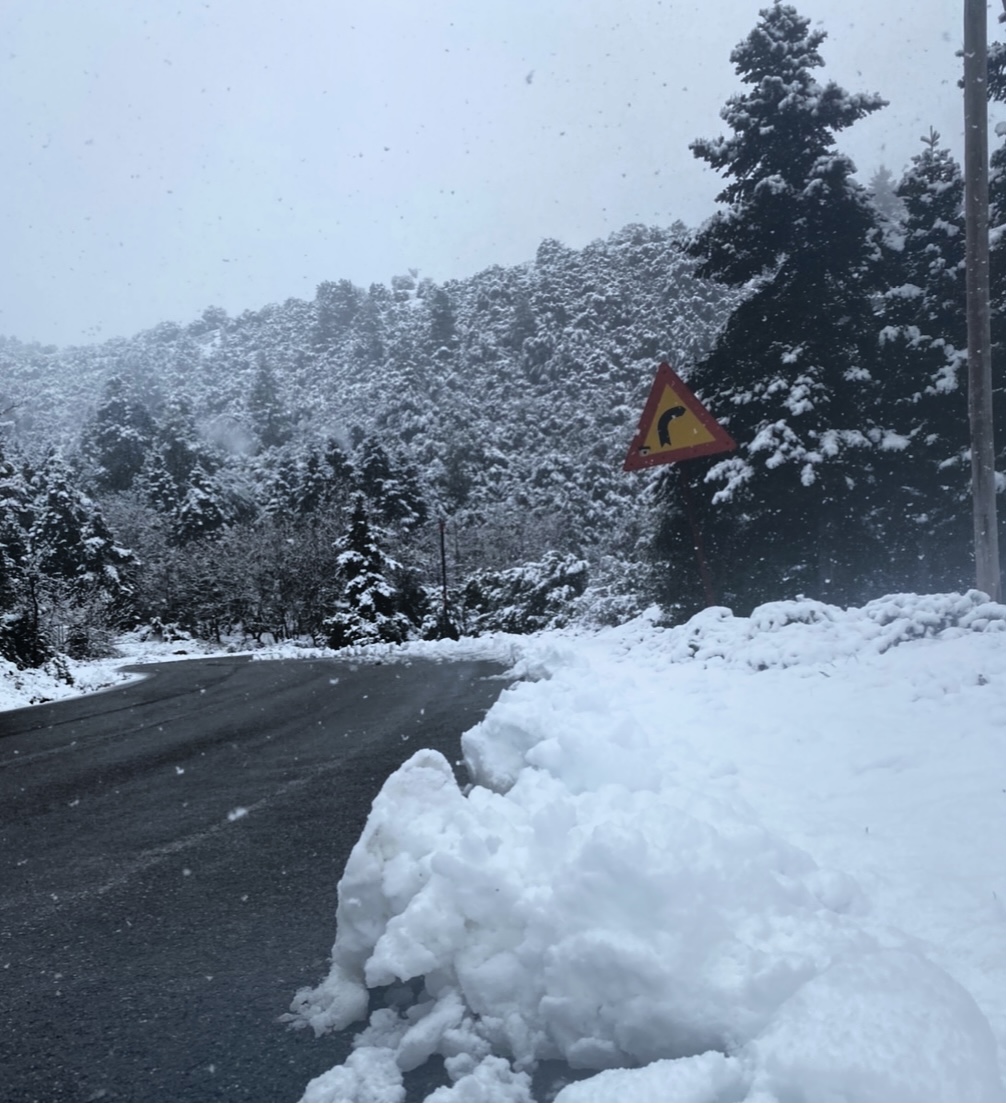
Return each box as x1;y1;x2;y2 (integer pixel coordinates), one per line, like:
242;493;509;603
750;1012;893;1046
291;591;1006;1102
248;631;530;669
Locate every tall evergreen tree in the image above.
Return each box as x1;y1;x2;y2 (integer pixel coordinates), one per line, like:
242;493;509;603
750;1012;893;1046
0;449;137;665
314;278;362;348
867;165;906;228
324;495;411;647
173;469;227;546
248;355;292;450
676;1;887;611
82;376;155;492
874;131;970;591
356;436;428;531
0;445;42;666
29;452;137;608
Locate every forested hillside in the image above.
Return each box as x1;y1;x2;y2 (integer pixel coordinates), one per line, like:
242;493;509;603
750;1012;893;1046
0;223;738;663
2;2;1005;669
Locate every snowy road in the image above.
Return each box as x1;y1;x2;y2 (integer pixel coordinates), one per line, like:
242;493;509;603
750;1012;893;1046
0;655;506;1103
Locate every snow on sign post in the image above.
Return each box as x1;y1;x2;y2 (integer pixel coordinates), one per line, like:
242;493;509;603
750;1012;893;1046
623;363;736;607
622;362;735;470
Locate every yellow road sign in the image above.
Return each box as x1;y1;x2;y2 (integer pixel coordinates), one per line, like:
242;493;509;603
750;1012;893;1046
623;363;736;471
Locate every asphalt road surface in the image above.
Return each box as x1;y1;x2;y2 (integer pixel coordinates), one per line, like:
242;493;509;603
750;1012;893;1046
0;655;508;1103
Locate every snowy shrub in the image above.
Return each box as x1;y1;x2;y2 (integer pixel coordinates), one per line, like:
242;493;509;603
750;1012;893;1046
63;623;118;661
567;556;648;628
461;552;588;636
0;610;55;669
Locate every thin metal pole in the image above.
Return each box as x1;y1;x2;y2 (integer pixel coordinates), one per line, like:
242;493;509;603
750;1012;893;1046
677;466;718;608
964;0;1002;600
439;518;450;622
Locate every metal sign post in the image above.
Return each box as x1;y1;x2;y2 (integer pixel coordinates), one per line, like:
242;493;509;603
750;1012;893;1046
963;0;1002;601
623;363;735;607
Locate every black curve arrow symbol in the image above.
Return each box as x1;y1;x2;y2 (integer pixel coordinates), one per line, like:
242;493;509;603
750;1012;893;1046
657;406;687;447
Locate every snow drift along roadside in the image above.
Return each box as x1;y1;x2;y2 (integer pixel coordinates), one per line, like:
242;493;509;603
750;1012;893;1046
291;591;1006;1103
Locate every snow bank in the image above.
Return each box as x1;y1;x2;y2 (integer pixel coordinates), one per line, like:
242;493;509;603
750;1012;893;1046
293;591;1006;1102
0;653;143;712
0;627;230;712
0;624;526;714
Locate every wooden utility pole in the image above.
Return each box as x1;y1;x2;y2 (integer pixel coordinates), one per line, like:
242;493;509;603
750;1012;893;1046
964;0;1002;600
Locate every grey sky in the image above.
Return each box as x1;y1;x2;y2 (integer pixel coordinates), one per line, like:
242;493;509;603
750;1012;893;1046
1;0;996;347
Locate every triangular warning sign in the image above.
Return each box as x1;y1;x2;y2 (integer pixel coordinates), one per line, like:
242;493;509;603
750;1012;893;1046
623;363;736;471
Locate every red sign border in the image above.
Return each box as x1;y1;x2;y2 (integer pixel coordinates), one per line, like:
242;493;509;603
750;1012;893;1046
623;363;736;471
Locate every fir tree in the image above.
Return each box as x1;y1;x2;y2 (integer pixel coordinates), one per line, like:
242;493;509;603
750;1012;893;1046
867;164;907;227
0;449;137;664
30;452;137;607
156;396;218;488
0;445;44;666
314;278;362;348
426;284;458;353
680;2;887;610
324;495;411;647
82;376;155;492
248;355;292;450
356;436;428;531
173;469;227;546
874;131;970;591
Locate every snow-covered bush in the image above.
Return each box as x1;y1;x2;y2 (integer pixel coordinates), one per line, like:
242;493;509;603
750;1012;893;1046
461;552;588;635
567;555;648;628
0;610;54;669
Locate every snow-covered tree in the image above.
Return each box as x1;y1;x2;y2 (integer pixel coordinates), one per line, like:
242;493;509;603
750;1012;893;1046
173;469;228;546
679;1;888;610
0;446;43;666
356;437;428;532
461;551;589;635
873;132;970;591
81;376;155;492
247;354;292;450
324;495;411;647
0;448;137;664
867;164;907;228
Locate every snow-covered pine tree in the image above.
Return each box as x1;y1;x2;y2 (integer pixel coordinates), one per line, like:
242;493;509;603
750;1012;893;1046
314;278;363;350
461;551;589;635
30;452;137;610
874;131;971;591
136;450;181;514
0;444;45;666
173;468;227;545
679;1;888;611
355;436;429;532
247;354;292;450
324;494;411;648
867;165;907;229
156;395;219;489
0;450;138;663
81;376;155;493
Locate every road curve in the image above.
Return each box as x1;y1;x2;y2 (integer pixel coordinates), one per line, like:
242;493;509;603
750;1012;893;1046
0;655;507;1103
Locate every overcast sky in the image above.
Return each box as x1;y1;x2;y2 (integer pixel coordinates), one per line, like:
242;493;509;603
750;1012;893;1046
1;0;1000;347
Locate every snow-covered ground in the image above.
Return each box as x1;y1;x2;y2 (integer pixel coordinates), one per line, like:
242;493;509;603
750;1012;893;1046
0;627;520;714
288;592;1006;1103
6;593;1006;1101
0;629;227;713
